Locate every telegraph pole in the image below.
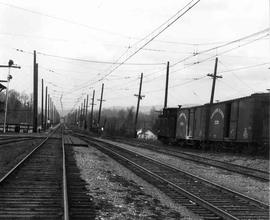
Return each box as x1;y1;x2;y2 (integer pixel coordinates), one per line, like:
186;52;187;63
51;101;54;125
41;79;44;130
78;106;81;127
74;109;77;125
33;50;38;132
207;57;222;104
83;98;86;128
205;57;222;141
45;86;48;129
85;94;89;129
90;90;95;129
97;84;105;127
134;73;145;138
164;61;170;108
80;103;83;128
48;94;51;125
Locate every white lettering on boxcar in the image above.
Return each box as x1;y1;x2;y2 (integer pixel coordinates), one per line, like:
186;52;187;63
179;112;187;122
243;128;248;139
210;108;224;119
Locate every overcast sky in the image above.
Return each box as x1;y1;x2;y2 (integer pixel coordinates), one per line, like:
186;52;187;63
0;0;269;115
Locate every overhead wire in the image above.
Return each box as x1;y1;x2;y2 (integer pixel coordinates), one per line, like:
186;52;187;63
97;0;201;82
64;0;201;95
171;28;270;67
37;51;166;65
218;60;256;92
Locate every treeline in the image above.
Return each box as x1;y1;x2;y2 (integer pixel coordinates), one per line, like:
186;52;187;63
0;89;33;124
67;106;161;137
0;89;60;126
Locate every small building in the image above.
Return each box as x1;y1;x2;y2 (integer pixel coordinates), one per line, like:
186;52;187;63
137;129;157;140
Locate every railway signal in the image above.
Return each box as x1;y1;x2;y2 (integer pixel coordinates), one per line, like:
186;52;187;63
0;59;21;133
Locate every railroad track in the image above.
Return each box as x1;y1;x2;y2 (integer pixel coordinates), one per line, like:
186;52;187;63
0;137;35;146
108;138;269;182
0;126;95;219
77;134;269;220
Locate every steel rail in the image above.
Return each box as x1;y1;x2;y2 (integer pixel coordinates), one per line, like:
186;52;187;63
95;139;240;219
62;128;69;220
89;137;269;209
86;139;238;220
0;137;34;146
0;127;59;184
116;139;269;181
75;133;269;218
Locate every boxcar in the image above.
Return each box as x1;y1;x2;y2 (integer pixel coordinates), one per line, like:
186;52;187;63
158;108;178;142
160;93;269;155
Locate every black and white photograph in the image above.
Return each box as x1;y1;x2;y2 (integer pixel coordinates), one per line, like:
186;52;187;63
0;0;269;219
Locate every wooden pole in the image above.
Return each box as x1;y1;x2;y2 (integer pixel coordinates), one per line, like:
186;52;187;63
134;73;144;138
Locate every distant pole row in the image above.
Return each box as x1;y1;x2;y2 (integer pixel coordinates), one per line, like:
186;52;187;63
73;83;104;131
33;50;60;132
68;57;221;137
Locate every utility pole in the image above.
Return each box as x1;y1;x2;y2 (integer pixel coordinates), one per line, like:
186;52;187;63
81;103;83;128
48;94;50;127
78;106;81;127
41;79;44;130
51;101;54;125
207;57;222;104
45;86;48;129
164;61;170;108
85;94;89;129
205;57;222;141
134;73;145;138
83;98;86;128
33;50;38;133
74;109;77;125
97;84;105;127
90;90;95;129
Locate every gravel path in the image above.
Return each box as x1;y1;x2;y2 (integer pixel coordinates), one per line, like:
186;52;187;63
73;145;201;220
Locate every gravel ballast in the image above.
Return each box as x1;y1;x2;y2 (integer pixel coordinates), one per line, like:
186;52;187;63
73;145;201;220
96;138;269;205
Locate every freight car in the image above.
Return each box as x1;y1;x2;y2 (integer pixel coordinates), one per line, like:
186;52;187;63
158;93;269;155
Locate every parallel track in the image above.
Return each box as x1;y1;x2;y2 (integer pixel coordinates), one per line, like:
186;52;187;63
109;138;269;182
78;135;269;220
0;127;68;219
0;126;96;219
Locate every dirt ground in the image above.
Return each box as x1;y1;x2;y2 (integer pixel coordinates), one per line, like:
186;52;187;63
73;145;201;220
